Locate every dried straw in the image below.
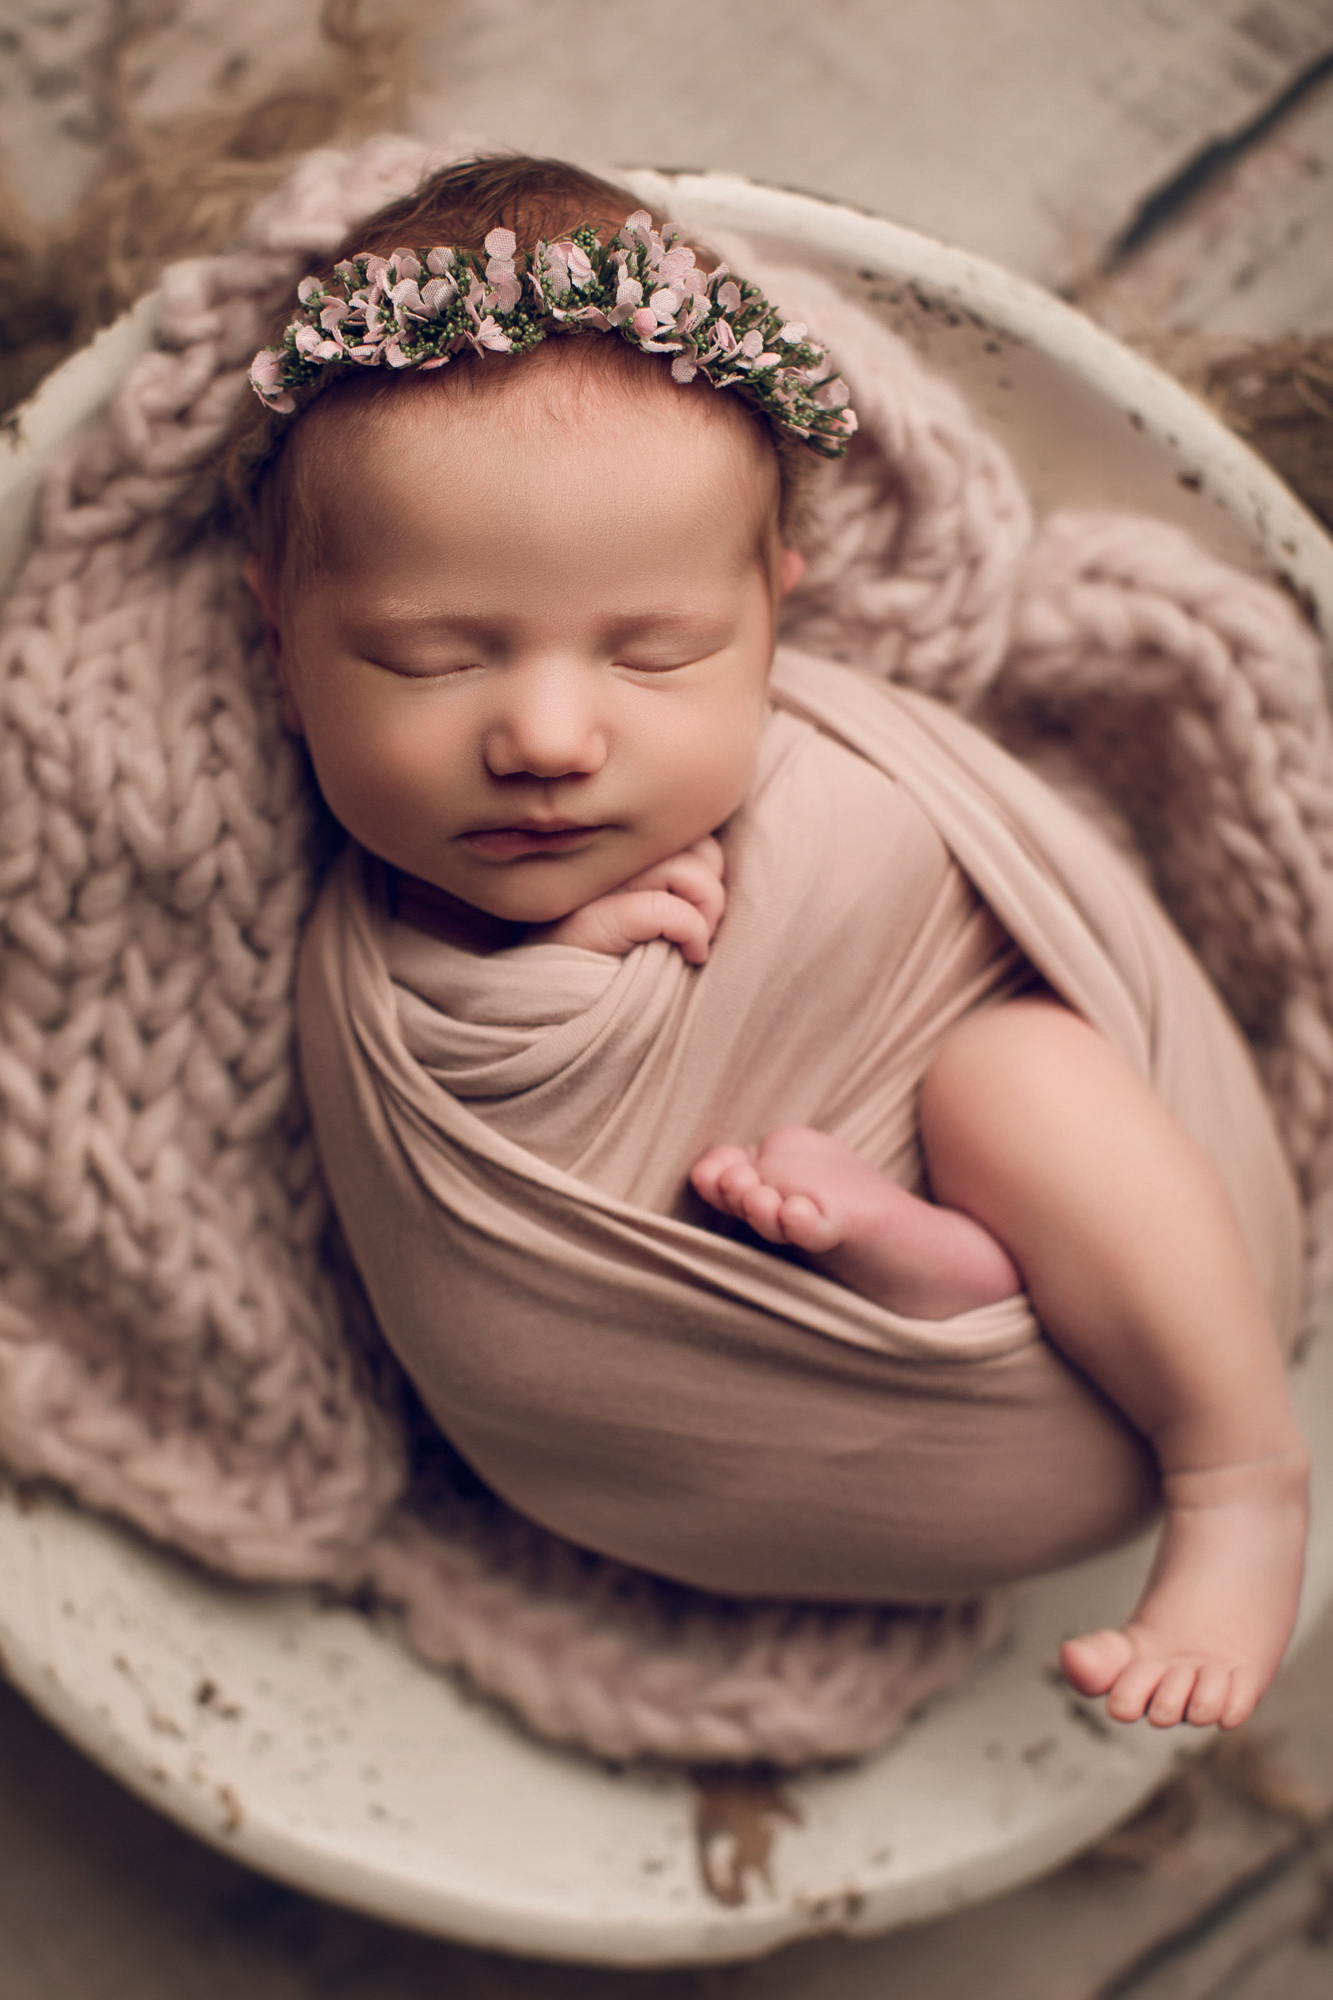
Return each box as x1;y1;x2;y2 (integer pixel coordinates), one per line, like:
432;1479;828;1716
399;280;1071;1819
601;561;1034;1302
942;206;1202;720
0;0;415;413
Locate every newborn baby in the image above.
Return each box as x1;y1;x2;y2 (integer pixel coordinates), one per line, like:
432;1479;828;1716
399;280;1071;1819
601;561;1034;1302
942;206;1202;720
241;155;1308;1736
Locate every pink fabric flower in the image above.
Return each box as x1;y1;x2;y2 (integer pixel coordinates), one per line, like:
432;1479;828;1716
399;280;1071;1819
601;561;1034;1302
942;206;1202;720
816;379;850;409
420;277;456;314
472;316;513;352
657;247;696;288
487;269;522;313
248;349;286;398
483;228;521;311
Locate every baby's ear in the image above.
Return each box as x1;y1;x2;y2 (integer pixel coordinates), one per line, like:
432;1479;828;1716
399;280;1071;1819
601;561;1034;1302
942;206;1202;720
778;547;806;597
242;554;304;736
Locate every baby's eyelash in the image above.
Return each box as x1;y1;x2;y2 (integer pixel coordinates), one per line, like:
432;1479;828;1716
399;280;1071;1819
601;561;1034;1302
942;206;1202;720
372;657;481;679
616;660;688;674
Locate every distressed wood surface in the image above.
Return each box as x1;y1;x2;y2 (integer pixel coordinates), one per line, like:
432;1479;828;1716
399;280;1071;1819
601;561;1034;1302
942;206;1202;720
1;3;1333;1996
1076;61;1333;343
0;0;1330;286
405;0;1333;286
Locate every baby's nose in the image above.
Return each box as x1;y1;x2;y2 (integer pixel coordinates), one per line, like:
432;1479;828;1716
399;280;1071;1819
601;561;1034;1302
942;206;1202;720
483;662;608;779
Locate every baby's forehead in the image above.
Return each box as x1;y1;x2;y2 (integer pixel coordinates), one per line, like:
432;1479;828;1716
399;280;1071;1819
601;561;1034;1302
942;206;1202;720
290;340;783;563
328;335;770;450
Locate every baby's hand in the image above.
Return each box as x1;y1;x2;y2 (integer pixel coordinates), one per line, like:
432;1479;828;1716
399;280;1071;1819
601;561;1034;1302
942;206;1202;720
535;836;726;964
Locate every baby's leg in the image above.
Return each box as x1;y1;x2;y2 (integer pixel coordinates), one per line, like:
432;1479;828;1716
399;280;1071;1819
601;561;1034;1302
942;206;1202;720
691;1128;1020;1317
919;998;1308;1730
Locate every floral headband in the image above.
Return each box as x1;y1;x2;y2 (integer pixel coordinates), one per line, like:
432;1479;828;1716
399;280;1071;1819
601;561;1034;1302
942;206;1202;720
248;211;857;458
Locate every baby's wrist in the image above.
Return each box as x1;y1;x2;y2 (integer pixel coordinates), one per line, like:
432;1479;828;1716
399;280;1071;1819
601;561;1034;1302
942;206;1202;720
532;898;630;956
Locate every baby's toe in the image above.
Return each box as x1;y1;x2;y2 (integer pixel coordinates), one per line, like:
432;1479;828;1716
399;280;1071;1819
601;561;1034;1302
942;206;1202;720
696;1151;760;1216
1146;1661;1200;1728
1185;1662;1232;1728
691;1146;746;1208
1104;1651;1171;1724
778;1193;843;1254
739;1182;787;1242
1219;1667;1262;1732
1060;1628;1133;1698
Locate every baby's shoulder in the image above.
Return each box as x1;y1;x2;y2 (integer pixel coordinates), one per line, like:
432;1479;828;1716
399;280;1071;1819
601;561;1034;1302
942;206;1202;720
743;695;962;901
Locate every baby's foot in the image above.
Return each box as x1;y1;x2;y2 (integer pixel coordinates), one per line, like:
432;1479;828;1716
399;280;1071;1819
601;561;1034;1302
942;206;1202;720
690;1127;1021;1318
1060;1455;1308;1729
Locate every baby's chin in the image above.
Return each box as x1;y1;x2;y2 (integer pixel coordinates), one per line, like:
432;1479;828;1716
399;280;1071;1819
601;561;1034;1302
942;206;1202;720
390;864;604;949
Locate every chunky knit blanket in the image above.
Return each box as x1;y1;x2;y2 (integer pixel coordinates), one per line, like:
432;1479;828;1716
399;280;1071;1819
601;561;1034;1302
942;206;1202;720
1;136;1330;1767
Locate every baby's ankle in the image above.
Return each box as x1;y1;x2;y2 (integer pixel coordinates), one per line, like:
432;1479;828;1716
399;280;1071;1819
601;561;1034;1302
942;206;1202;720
1159;1449;1309;1515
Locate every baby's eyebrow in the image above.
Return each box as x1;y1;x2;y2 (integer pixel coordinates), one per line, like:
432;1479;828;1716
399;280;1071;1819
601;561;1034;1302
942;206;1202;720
344;605;732;643
601;609;733;640
342;606;507;643
352;605;491;628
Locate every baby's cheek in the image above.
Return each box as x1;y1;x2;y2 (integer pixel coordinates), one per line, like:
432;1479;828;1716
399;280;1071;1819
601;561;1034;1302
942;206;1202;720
301;704;432;850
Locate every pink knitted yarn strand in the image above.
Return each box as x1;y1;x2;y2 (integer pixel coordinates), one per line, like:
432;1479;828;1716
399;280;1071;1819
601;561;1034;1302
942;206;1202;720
765;254;1032;705
997;512;1333;1308
1;137;1330;1765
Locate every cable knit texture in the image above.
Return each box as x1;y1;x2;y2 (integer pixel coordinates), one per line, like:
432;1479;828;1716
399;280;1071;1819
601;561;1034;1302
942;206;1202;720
1;137;1330;1767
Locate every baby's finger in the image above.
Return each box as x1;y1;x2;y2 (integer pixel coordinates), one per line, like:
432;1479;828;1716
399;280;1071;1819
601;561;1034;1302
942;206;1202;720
687;834;725;881
617;889;714;964
619;856;725;939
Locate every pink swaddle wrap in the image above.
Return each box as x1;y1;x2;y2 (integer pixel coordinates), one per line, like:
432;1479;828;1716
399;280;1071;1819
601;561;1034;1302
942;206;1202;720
297;650;1303;1604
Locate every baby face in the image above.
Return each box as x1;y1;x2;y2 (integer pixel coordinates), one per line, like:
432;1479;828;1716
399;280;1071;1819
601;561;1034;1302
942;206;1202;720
254;357;801;934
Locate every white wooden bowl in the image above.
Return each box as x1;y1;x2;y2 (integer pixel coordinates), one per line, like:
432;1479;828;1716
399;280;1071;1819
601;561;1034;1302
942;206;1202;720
1;170;1331;1969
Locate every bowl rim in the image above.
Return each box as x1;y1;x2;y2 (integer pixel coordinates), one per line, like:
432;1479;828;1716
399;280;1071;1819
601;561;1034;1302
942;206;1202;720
1;166;1331;1970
